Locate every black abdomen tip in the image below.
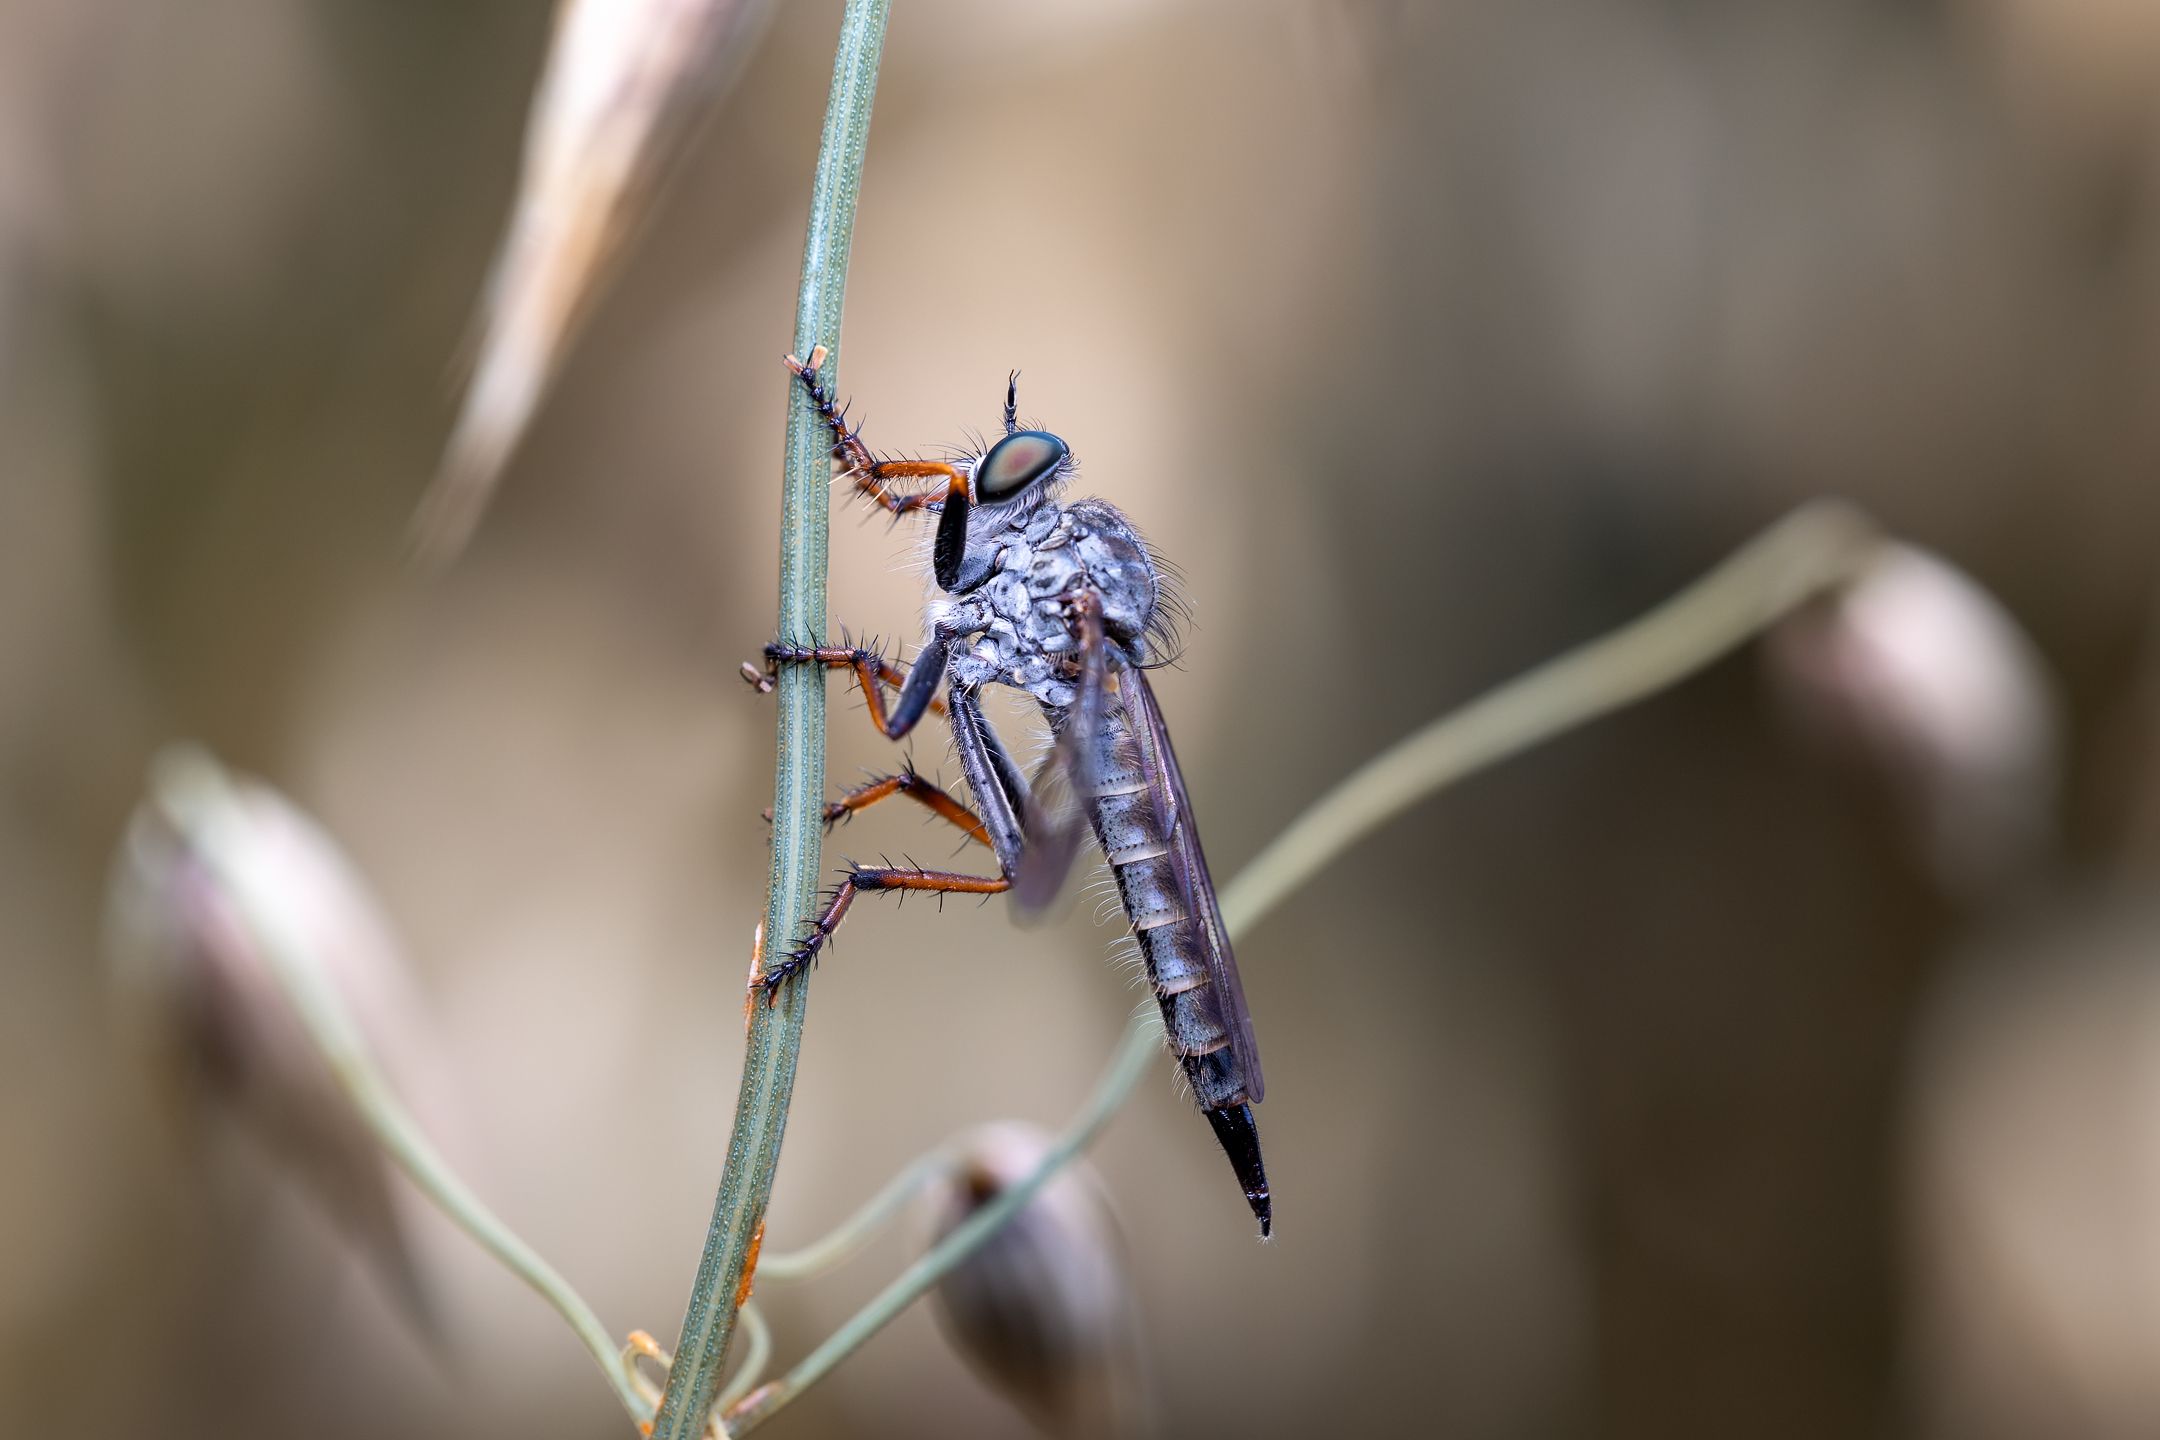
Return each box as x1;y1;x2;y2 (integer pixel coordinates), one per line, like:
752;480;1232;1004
1204;1103;1272;1238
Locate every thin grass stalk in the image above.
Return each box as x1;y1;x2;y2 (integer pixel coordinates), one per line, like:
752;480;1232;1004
756;1145;957;1281
647;3;890;1436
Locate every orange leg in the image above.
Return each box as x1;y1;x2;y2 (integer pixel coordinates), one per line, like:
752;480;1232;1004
740;639;947;737
760;865;1012;996
803;768;993;849
785;348;969;518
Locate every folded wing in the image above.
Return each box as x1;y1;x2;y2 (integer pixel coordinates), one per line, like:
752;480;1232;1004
1123;668;1264;1102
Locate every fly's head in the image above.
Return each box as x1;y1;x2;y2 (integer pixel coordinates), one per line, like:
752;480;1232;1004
933;373;1073;593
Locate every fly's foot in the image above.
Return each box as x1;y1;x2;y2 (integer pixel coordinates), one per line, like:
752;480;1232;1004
755;870;862;1002
757;928;825;1000
763;631;889;670
754;796;862;829
741;632;888;695
753;798;858;830
753;860;1009;1003
783;346;867;472
741;633;944;748
756;943;817;1000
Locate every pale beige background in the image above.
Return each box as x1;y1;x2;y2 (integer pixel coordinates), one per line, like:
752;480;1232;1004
5;2;2160;1437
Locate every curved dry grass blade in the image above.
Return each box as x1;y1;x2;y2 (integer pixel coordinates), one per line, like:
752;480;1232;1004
410;0;772;566
124;745;654;1424
108;749;448;1335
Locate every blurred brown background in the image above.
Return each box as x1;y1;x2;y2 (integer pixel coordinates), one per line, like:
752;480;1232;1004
5;1;2160;1437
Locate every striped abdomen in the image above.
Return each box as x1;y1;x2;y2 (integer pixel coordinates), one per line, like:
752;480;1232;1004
1081;706;1255;1113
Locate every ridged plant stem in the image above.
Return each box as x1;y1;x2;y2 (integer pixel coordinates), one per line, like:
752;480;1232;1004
648;3;890;1436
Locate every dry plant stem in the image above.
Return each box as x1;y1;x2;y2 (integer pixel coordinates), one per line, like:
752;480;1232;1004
648;3;890;1437
145;750;651;1424
1220;497;1881;927
756;1145;958;1280
722;498;1883;1433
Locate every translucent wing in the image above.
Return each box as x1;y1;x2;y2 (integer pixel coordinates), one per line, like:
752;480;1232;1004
1122;667;1264;1102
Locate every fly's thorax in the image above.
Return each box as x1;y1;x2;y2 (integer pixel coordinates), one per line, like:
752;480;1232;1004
1058;501;1158;652
933;498;1162;707
934;506;1077;707
938;572;1079;706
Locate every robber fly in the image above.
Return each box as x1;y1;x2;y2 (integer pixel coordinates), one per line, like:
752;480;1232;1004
743;346;1270;1237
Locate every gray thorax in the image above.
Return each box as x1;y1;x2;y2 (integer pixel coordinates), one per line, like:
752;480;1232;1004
934;494;1158;710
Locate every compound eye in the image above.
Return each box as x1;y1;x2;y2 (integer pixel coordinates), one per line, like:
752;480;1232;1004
975;430;1067;502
